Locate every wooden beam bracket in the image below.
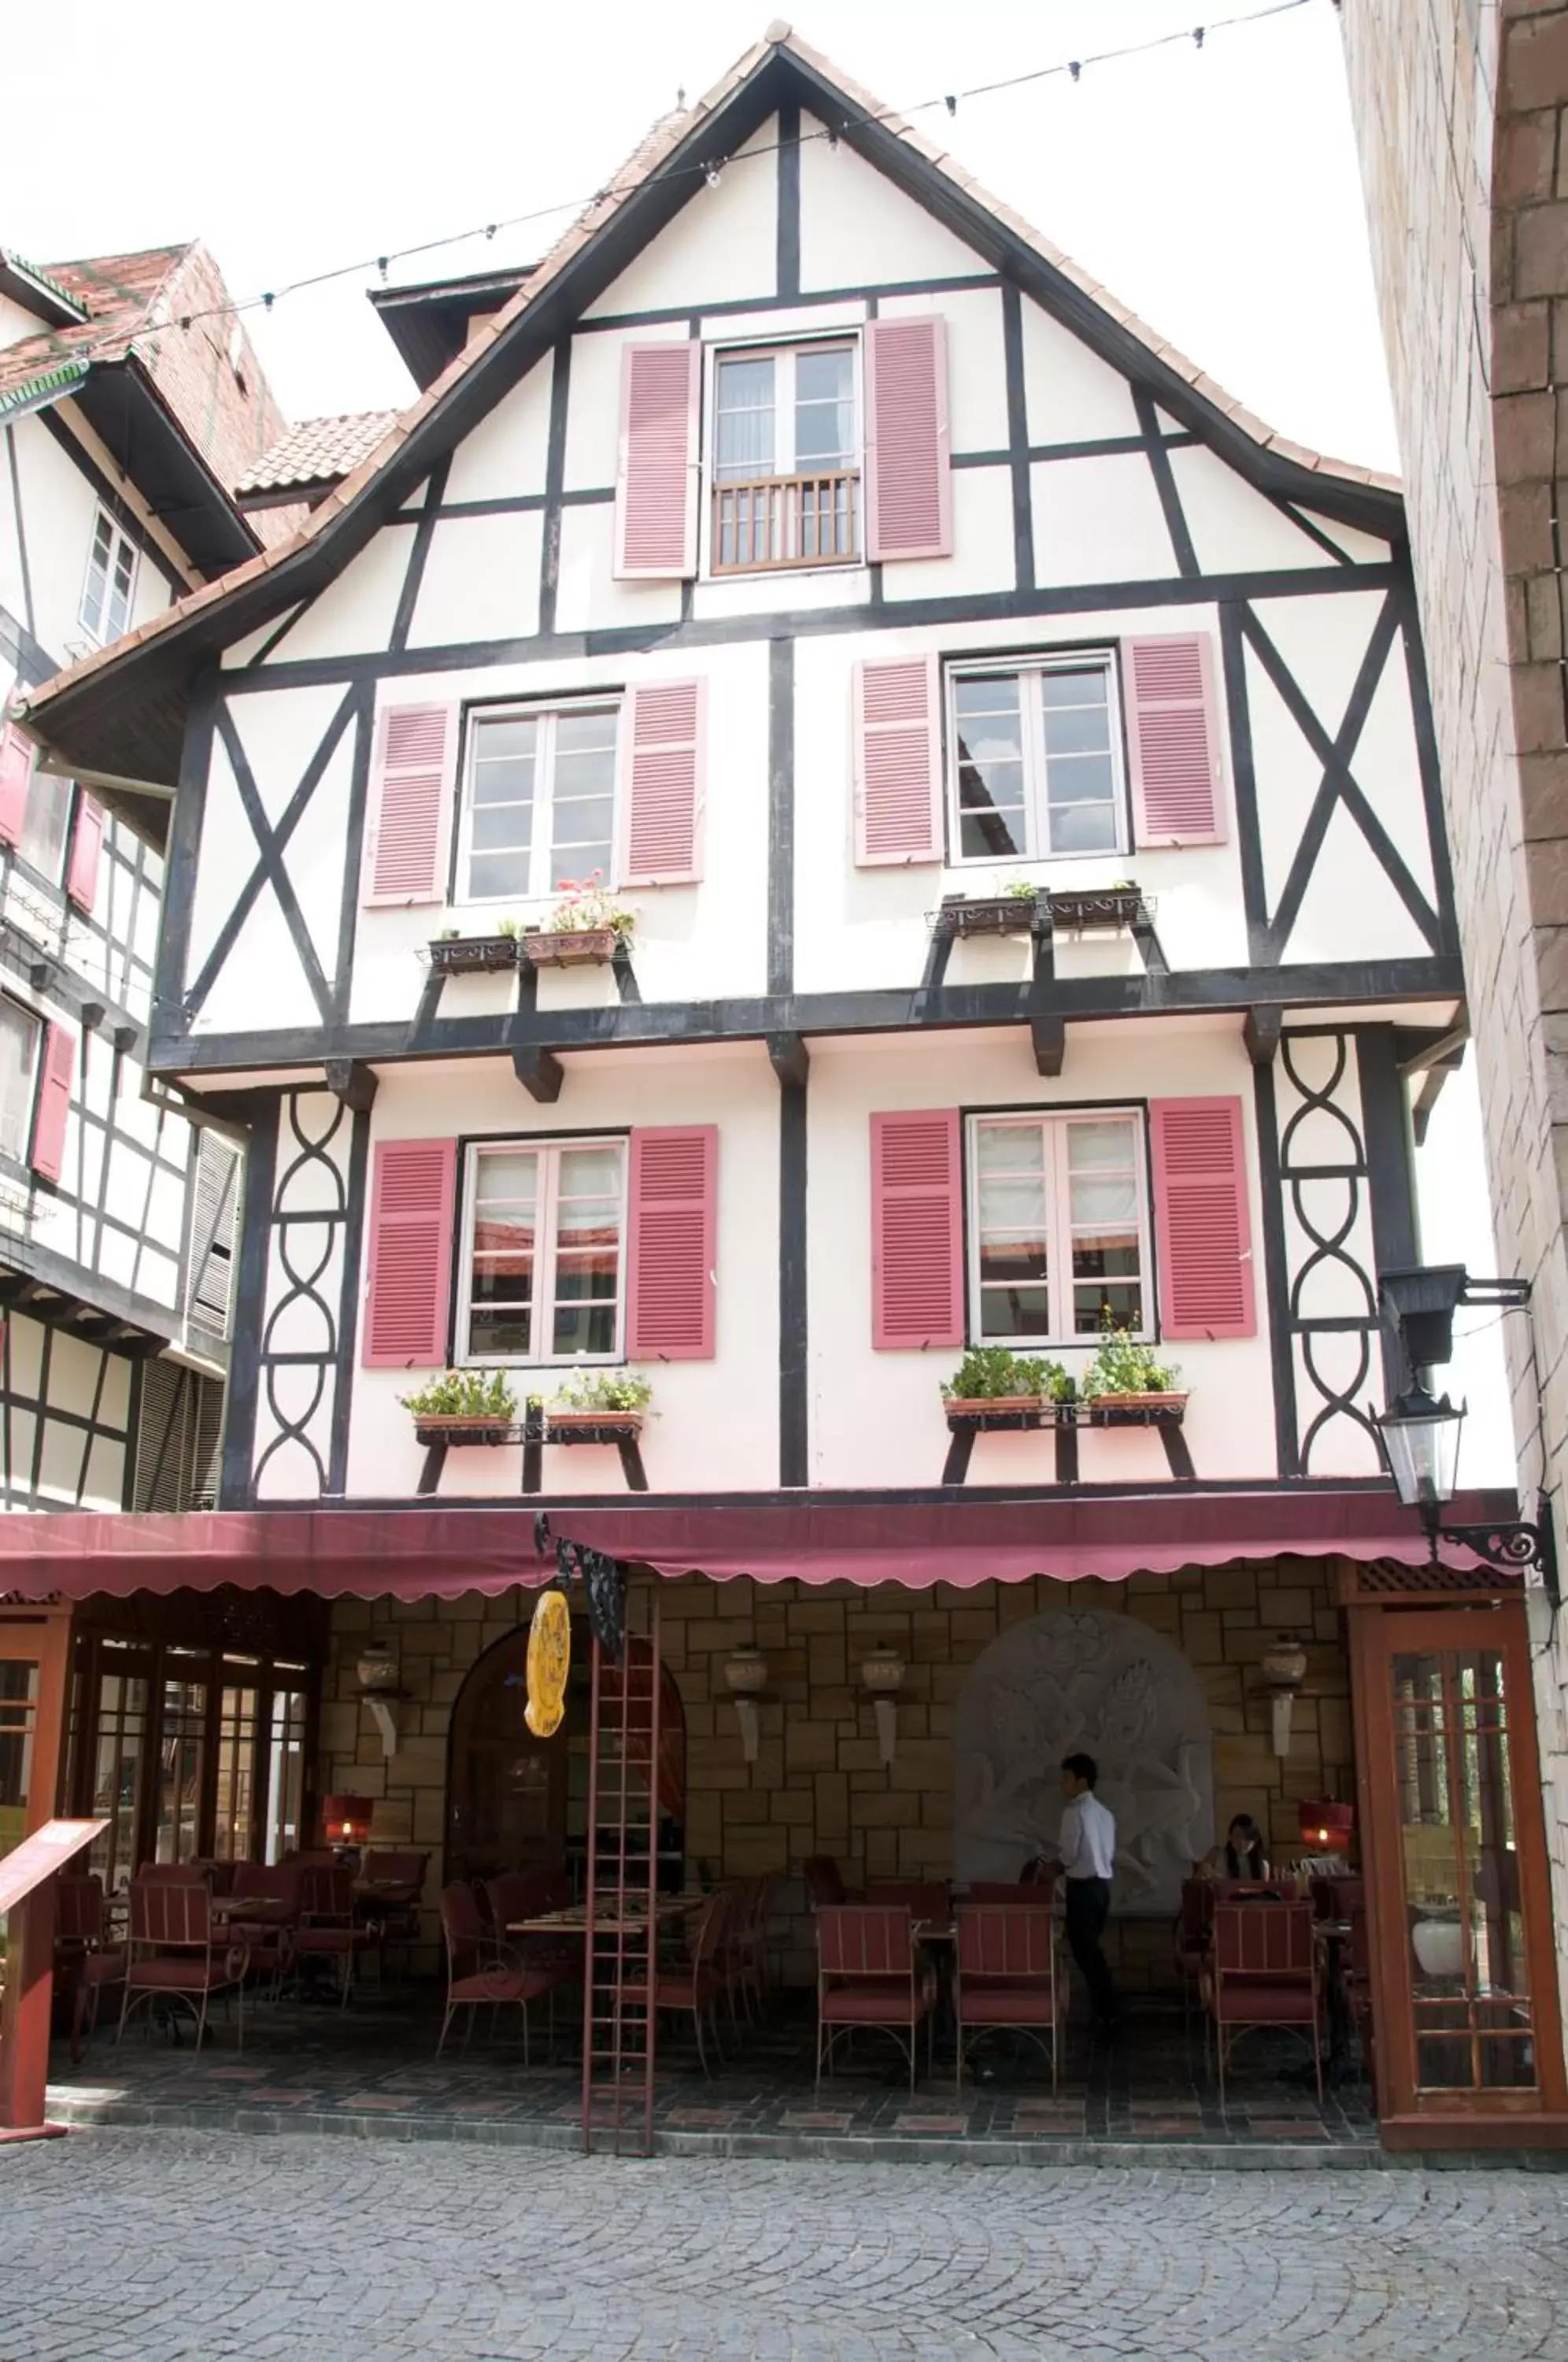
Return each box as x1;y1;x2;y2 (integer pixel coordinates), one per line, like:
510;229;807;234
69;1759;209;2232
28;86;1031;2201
1244;1006;1282;1067
512;1047;564;1104
767;1031;809;1090
1030;1014;1067;1077
323;1059;379;1113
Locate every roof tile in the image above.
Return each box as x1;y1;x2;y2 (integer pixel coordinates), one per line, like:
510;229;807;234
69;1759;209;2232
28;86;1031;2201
234;411;401;495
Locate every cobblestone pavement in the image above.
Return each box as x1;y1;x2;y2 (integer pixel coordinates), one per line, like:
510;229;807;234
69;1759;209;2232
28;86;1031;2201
5;2129;1567;2361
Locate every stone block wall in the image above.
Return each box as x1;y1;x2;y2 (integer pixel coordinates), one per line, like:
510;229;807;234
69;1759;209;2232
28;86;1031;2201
1340;0;1568;1997
320;1560;1353;1988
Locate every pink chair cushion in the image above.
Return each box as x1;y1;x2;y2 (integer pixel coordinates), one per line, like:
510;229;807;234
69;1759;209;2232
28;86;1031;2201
81;1949;127;1988
820;1981;931;2024
1214;1978;1318;2023
621;1968;722;2008
958;1983;1056;2027
294;1926;376;1955
448;1967;560;2005
128;1956;237;1992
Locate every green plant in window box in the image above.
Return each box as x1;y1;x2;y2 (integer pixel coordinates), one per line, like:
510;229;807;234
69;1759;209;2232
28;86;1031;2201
520;871;638;968
940;1345;1074;1416
399;1368;518;1438
1005;879;1041;902
1082;1311;1185;1413
548;1369;654;1429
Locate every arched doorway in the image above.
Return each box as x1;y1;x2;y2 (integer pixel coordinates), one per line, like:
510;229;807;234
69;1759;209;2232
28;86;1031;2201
953;1605;1213;1913
445;1621;686;1892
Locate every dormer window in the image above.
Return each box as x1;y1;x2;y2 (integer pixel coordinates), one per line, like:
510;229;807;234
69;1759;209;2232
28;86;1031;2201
711;340;859;572
80;509;138;645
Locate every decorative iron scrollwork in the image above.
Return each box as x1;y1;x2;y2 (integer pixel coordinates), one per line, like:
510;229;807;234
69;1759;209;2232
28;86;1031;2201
1441;1521;1548;1575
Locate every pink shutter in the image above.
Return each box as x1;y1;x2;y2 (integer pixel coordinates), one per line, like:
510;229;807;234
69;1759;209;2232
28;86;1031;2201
627;1126;716;1360
28;1022;75;1183
619;679;705;885
614;342;701;580
1125;635;1226;846
1150;1097;1256;1340
0;720;33;849
65;792;105;913
363;704;457;908
871;1109;963;1349
853;656;942;866
864;315;952;562
361;1137;457;1368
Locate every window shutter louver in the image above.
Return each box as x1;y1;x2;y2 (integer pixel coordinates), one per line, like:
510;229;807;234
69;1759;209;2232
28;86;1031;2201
871;1109;963;1349
28;1022;74;1183
361;1137;457;1368
363;704;458;907
852;656;942;866
1125;635;1226;846
0;720;33;849
864;315;952;562
1150;1096;1256;1340
65;791;105;913
189;1131;241;1338
619;679;705;885
627;1125;716;1360
614;342;701;580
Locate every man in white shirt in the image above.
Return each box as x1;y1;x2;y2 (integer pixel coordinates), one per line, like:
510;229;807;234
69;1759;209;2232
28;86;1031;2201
1049;1752;1119;2034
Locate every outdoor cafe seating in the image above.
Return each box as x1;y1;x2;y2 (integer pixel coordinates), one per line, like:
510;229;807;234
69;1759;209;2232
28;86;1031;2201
116;1877;250;2053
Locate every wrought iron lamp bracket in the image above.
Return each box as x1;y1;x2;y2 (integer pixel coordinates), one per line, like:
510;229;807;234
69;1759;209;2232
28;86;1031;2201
1426;1501;1559;1605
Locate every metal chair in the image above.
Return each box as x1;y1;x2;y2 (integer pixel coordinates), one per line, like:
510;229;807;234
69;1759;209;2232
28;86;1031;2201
815;1904;936;2096
53;1872;126;2058
291;1864;378;2006
116;1878;248;2053
1203;1899;1322;2105
435;1881;568;2060
621;1889;735;2076
954;1902;1060;2090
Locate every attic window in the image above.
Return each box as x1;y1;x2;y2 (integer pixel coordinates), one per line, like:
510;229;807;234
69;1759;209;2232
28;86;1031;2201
710;340;860;572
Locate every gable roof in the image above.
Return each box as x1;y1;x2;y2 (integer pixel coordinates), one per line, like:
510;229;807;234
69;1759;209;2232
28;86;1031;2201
368;264;535;390
13;25;1407;836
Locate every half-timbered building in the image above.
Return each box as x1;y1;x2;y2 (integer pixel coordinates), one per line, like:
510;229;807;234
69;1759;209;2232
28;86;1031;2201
6;33;1564;2152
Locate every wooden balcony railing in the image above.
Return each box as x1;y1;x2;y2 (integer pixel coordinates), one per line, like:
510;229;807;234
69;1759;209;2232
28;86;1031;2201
712;470;860;573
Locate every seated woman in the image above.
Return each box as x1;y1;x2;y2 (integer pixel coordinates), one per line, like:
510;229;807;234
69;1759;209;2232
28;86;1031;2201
1200;1813;1271;1883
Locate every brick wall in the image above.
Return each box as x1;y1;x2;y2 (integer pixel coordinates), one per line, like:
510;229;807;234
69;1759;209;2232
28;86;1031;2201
1340;0;1568;1997
140;245;307;551
320;1561;1353;1986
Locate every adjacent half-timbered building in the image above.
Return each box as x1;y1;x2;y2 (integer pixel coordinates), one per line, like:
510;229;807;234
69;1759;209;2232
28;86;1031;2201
9;34;1566;2149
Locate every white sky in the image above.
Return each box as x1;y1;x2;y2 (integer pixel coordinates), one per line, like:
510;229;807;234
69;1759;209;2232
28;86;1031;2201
0;0;1516;1480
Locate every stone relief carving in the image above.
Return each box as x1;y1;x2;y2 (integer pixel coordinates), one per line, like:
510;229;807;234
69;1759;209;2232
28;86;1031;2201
954;1608;1215;1913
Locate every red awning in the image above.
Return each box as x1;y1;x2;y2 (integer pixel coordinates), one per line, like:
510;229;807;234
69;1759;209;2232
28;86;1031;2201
0;1489;1500;1601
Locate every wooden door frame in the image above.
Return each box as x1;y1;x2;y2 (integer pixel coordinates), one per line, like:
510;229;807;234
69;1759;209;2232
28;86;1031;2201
0;1600;74;2136
1349;1594;1568;2147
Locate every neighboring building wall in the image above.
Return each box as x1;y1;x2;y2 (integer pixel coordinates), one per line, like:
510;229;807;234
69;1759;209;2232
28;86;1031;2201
1340;0;1568;1990
320;1558;1354;1980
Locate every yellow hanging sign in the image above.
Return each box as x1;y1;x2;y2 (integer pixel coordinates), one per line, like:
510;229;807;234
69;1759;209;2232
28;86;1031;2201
525;1588;571;1738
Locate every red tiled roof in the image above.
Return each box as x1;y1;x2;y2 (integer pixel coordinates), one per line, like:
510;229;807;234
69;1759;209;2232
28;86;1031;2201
0;242;191;405
234;411;401;498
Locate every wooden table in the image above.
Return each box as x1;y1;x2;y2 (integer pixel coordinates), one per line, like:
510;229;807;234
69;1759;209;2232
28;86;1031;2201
507;1897;708;1940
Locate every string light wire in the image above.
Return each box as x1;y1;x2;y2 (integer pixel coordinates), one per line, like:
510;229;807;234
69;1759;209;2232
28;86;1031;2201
40;2;1312;360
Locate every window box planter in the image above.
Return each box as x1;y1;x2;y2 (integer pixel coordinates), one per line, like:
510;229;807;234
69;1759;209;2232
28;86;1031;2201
943;1394;1058;1427
521;927;619;969
545;1409;645;1440
1085;1390;1189;1425
409;1413;518;1446
934;895;1044;939
427;935;520;976
1048;887;1148;930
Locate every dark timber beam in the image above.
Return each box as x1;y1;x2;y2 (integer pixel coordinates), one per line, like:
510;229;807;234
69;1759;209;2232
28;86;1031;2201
512;1047;564;1104
324;1059;379;1113
1244;1008;1282;1066
1031;1016;1067;1077
767;1031;809;1089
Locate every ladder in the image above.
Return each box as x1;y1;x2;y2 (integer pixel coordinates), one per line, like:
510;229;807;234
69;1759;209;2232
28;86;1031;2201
579;1587;663;2156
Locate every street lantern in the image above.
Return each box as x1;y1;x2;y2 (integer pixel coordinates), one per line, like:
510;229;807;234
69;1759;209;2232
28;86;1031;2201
1370;1383;1466;1514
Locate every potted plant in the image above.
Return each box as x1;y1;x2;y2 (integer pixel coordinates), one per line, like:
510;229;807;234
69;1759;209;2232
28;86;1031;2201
426;919;523;975
399;1368;518;1444
546;1369;653;1434
1082;1316;1186;1417
940;1345;1075;1422
521;873;637;968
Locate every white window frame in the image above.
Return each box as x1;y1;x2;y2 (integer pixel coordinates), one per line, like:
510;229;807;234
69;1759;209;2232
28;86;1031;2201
457;1135;629;1368
966;1106;1152;1349
946;650;1129;868
456;696;623;908
0;994;41;1165
79;507;139;646
703;331;862;578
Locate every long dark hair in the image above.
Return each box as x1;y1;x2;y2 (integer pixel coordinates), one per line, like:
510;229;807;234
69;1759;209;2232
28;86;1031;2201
1224;1817;1266;1879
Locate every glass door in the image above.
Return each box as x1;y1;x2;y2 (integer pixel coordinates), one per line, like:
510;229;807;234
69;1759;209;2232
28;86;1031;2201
1359;1604;1566;2127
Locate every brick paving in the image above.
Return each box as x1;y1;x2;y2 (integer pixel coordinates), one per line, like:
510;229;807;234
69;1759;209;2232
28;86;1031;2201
4;2127;1566;2360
